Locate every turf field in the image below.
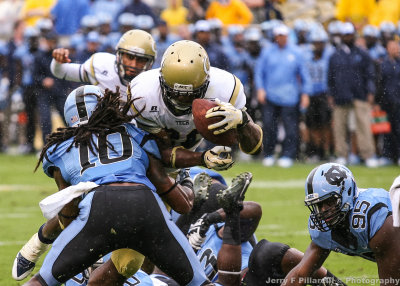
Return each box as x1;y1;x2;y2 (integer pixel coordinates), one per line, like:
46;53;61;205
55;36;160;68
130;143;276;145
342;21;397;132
0;153;398;285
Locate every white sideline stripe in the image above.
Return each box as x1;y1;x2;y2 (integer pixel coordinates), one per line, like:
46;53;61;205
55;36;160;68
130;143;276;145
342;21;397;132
0;241;27;246
223;179;305;189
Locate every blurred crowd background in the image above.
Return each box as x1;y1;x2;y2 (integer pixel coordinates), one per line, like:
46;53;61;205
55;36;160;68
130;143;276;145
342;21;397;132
0;0;399;168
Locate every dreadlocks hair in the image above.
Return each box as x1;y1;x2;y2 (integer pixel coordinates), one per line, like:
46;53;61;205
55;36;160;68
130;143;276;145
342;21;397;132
35;86;140;172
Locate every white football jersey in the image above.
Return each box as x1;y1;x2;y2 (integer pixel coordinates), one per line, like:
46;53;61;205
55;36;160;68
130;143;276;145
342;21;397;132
129;67;246;150
82;52;128;100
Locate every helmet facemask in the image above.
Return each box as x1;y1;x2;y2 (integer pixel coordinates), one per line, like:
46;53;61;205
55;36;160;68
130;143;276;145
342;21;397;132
304;163;356;232
305;192;350;232
116;49;154;85
159;75;209;116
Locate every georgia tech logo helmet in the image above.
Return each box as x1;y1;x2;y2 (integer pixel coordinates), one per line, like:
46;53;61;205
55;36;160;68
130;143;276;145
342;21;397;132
159;40;210;116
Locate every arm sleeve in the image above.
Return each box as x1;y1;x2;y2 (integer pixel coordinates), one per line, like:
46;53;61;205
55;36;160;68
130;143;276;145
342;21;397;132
50;59;85;83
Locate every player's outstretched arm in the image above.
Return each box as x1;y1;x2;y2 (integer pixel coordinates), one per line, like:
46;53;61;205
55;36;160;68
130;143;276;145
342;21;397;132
50;48;83;82
370;216;400;284
147;154;194;214
281;241;330;286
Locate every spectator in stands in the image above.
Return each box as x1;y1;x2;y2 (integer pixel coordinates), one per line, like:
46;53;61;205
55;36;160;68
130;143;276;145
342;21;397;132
369;0;400;28
50;0;90;37
379;40;400;166
13;27;40;154
243;27;263;122
135;14;155;33
264;0;283;21
153;20;180;68
205;0;253;26
32;32;67;145
0;0;24;41
187;0;210;23
362;25;386;62
335;0;375;30
379;21;396;48
327;20;343;48
193;20;228;69
255;24;311;168
161;0;188;28
89;0;124;31
243;0;265;23
328;22;379;168
304;28;333;162
118;12;137;34
224;25;249;87
0;41;10;152
75;31;101;63
120;0;159;26
208;18;224;46
19;0;56;27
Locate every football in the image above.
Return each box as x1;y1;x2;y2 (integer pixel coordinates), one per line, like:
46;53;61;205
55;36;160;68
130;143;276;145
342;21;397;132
192;98;238;146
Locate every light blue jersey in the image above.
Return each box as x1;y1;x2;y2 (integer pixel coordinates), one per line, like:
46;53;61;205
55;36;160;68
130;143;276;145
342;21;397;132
197;223;253;282
43;123;160;191
305;48;333;96
309;188;392;261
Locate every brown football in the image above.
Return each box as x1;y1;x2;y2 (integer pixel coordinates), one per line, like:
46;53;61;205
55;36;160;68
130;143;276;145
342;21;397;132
192;98;238;146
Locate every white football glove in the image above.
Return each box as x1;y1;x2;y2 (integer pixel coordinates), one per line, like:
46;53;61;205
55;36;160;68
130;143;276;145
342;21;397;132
205;99;244;135
187;214;210;250
202;146;234;170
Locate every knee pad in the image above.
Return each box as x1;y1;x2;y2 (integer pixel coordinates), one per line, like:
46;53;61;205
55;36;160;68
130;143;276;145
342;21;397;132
111;248;145;278
244;239;290;285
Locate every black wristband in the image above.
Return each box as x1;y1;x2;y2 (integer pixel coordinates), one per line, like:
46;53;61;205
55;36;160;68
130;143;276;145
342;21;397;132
237;110;250;130
159;181;178;197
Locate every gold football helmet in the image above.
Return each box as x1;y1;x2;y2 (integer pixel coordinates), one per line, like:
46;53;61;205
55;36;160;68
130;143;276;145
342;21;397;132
116;29;156;84
160;40;210;116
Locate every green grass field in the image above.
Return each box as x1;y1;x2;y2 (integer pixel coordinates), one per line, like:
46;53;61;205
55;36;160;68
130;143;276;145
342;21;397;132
0;153;398;285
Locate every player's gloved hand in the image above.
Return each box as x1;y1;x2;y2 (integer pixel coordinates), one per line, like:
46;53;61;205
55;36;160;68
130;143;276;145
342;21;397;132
187;213;211;250
205;99;248;135
176;168;193;189
201;146;234;170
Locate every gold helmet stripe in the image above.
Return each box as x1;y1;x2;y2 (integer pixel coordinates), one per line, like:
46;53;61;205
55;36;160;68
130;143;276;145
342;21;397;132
130;102;161;132
228;75;241;106
88;55;99;85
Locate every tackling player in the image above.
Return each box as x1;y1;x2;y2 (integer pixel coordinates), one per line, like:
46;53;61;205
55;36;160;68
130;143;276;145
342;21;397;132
12;29;158;282
22;85;212;286
282;163;400;286
129;40;263;171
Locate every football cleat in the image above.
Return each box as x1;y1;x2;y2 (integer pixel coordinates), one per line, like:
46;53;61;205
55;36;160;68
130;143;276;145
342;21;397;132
192;172;212;206
12;233;50;280
12;252;36;281
216;172;253;213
